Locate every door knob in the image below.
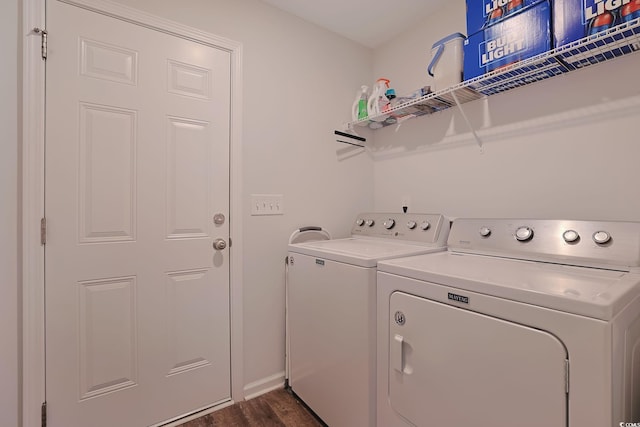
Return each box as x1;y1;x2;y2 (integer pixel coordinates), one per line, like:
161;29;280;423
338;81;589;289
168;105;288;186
213;238;227;251
213;213;225;225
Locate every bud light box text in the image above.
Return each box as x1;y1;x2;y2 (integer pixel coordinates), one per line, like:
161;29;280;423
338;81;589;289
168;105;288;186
465;0;542;35
554;0;640;47
463;0;552;80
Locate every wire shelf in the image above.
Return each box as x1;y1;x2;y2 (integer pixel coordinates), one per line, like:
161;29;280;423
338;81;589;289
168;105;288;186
348;17;640;130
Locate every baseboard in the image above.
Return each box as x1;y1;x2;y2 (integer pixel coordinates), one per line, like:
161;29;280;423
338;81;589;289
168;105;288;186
243;371;285;400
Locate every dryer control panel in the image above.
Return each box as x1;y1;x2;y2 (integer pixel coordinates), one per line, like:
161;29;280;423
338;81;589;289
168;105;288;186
448;218;640;271
351;213;449;246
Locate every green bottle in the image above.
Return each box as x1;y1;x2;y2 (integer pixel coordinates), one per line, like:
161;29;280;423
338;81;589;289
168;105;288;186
352;85;369;121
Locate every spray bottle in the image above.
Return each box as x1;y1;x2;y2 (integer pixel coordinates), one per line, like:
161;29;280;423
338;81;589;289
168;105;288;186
367;78;391;122
351;85;369;121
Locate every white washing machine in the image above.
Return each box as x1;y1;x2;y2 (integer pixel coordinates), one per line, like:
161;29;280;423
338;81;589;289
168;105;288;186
377;218;640;427
287;212;450;427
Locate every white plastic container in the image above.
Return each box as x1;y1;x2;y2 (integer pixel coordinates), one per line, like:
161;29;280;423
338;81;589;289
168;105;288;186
427;32;466;92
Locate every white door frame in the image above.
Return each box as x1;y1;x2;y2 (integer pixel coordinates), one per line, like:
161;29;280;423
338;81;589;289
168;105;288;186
22;1;244;425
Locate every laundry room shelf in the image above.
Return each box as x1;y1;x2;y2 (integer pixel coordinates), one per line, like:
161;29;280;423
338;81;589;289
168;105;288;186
347;17;640;131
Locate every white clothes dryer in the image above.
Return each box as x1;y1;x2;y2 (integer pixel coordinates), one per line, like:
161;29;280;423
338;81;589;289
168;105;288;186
287;213;450;427
377;218;640;427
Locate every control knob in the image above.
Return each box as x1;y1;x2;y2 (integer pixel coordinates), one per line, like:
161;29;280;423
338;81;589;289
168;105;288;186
365;219;375;227
593;231;611;245
562;230;580;243
407;220;417;230
515;226;534;242
420;221;431;231
355;219;365;227
479;226;491;237
384;219;396;230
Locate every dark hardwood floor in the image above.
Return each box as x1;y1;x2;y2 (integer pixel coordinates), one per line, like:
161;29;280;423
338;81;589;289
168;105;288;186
177;388;325;427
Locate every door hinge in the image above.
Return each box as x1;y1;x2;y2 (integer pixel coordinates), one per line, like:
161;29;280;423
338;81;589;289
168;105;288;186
565;359;570;394
41;401;47;427
40;217;46;245
34;27;47;60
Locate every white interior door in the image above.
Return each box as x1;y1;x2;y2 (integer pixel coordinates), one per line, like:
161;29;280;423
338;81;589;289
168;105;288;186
45;1;231;426
389;291;568;427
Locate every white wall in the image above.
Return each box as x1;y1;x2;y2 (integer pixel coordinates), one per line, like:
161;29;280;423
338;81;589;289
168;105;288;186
372;1;640;221
108;0;374;396
1;0;20;425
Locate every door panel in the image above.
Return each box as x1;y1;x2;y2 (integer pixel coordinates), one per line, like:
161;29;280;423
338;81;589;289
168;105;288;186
78;276;138;400
389;291;568;427
78;102;137;243
45;1;231;426
165;117;211;239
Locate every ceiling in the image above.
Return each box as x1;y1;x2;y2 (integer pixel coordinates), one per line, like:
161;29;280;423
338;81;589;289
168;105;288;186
259;0;448;48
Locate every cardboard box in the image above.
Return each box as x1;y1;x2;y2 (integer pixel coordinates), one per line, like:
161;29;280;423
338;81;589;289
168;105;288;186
466;0;543;35
554;0;640;47
464;0;552;80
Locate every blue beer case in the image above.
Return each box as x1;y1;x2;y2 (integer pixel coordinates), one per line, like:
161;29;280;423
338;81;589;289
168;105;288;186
554;0;640;46
465;0;542;35
463;0;640;80
464;1;552;80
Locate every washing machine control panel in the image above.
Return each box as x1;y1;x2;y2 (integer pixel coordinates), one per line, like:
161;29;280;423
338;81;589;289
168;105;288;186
352;213;450;245
448;218;640;270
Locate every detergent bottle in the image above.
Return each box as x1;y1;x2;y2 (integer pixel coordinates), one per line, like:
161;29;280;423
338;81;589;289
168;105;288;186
367;78;391;122
351;85;369;121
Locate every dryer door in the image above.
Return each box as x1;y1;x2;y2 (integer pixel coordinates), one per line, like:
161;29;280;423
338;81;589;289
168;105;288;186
389;291;568;427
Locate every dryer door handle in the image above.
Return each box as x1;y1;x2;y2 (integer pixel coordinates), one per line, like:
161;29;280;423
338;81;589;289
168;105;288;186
392;334;404;373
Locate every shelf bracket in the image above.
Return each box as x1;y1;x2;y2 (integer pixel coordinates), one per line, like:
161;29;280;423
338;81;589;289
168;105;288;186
451;90;484;154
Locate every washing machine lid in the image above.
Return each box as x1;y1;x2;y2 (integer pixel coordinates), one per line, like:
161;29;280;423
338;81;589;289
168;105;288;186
378;251;640;320
288;238;445;268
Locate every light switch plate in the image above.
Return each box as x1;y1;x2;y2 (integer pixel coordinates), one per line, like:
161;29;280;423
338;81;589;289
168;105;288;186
251;194;284;216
